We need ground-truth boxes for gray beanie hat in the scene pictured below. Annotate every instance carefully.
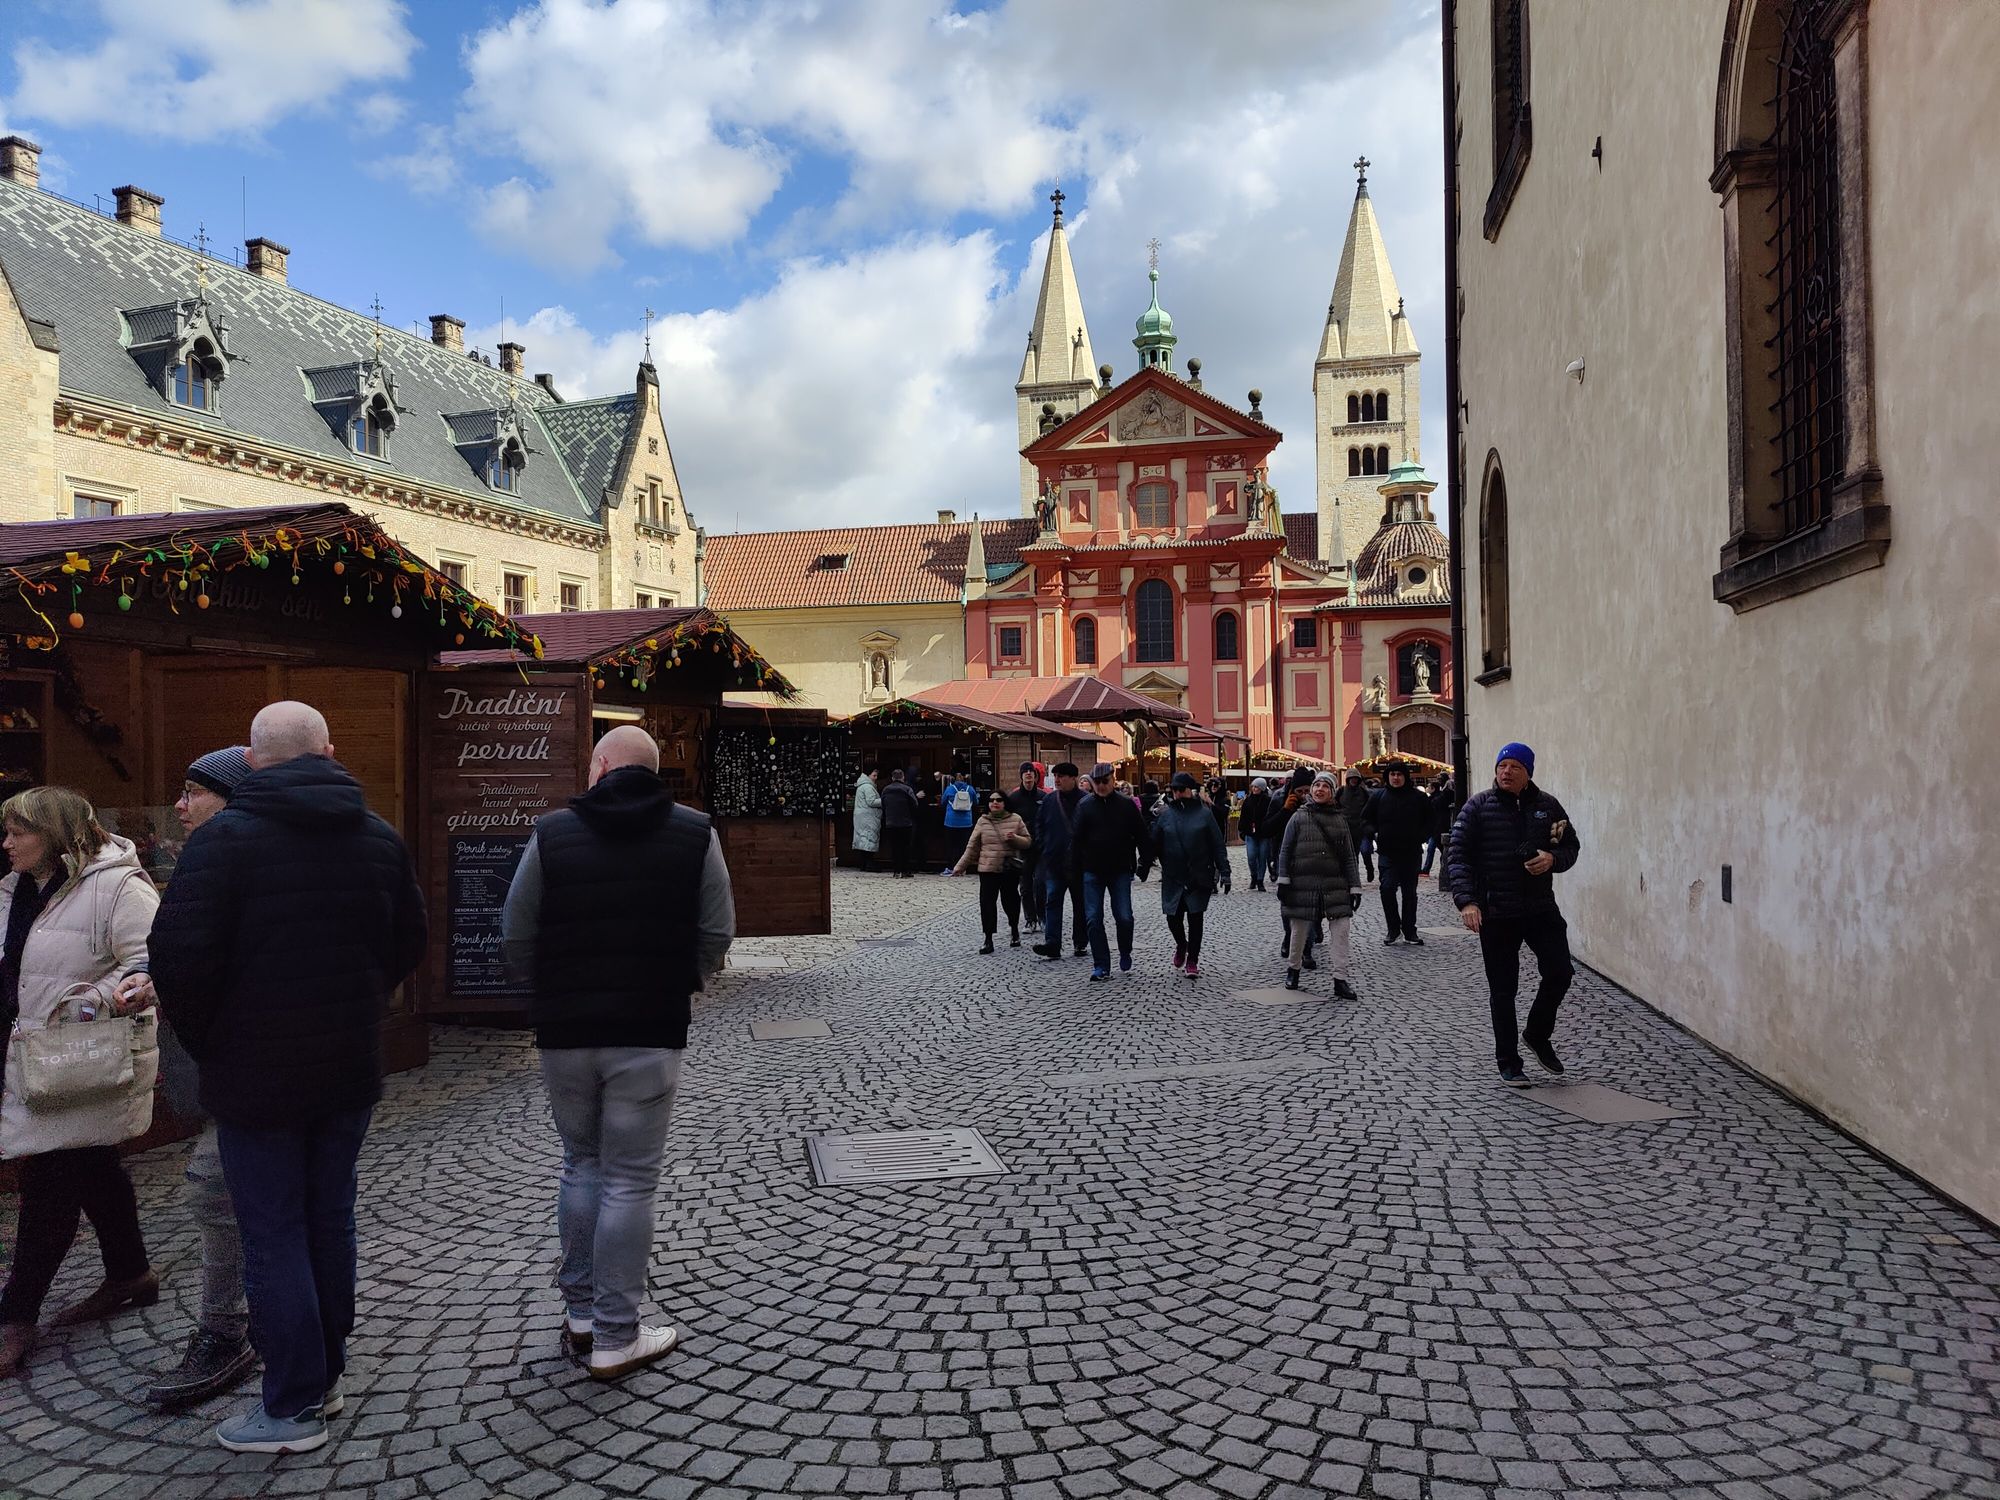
[1311,769,1340,790]
[187,746,253,799]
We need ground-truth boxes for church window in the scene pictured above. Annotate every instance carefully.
[1711,0,1885,610]
[1291,616,1318,651]
[1361,448,1377,477]
[1073,615,1097,665]
[1485,0,1533,240]
[1360,392,1376,423]
[1213,611,1240,662]
[1376,389,1390,416]
[1479,452,1512,678]
[349,410,387,457]
[1377,445,1391,472]
[1133,480,1173,529]
[1134,579,1174,662]
[170,356,213,411]
[998,625,1025,661]
[1347,393,1360,423]
[1348,447,1361,477]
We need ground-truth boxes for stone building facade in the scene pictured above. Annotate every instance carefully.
[0,138,699,613]
[1446,0,2000,1216]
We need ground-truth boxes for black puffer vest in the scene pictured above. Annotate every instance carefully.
[532,766,710,1050]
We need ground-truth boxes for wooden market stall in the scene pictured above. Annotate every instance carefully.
[0,501,543,1079]
[429,607,836,1021]
[840,696,1105,867]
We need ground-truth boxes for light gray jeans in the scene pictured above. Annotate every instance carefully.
[539,1047,683,1349]
[1288,916,1351,979]
[184,1124,249,1344]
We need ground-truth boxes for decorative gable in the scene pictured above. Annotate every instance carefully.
[123,295,234,409]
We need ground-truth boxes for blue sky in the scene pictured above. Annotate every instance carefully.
[1,0,1444,535]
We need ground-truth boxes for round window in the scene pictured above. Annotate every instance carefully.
[1407,566,1428,586]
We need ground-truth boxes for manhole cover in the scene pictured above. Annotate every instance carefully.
[728,954,785,970]
[857,937,917,948]
[1515,1082,1694,1124]
[750,1018,831,1040]
[808,1127,1008,1186]
[1232,987,1315,1007]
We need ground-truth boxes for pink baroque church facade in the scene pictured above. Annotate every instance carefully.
[971,169,1452,764]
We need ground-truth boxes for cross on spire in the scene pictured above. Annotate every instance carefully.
[643,305,655,361]
[1354,155,1370,186]
[1050,186,1065,222]
[1147,237,1161,274]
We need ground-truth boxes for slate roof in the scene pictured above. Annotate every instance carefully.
[0,178,601,528]
[538,394,635,507]
[703,518,1040,610]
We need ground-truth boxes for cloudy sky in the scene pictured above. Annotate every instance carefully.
[1,0,1444,535]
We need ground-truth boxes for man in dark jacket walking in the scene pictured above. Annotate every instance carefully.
[1004,763,1045,926]
[1070,762,1151,979]
[879,769,921,877]
[1422,774,1456,876]
[150,702,426,1455]
[503,725,733,1381]
[1238,779,1273,891]
[1338,773,1375,881]
[1365,761,1432,945]
[1032,763,1089,959]
[1447,742,1581,1086]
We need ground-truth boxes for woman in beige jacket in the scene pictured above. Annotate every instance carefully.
[0,786,161,1378]
[946,791,1032,953]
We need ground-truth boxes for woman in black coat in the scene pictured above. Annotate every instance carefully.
[1276,772,1361,996]
[1152,774,1227,979]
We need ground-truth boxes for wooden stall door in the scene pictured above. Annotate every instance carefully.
[149,663,279,801]
[288,668,409,832]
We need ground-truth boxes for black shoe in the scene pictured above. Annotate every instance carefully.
[1010,930,1020,947]
[1381,934,1401,946]
[1073,945,1088,958]
[1284,969,1301,990]
[1302,952,1318,971]
[1526,1037,1565,1077]
[145,1329,256,1413]
[979,938,995,955]
[1332,979,1357,1001]
[1499,1060,1531,1087]
[1404,932,1425,945]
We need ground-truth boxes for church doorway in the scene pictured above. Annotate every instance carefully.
[1397,722,1446,762]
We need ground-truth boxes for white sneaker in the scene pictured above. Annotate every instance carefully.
[563,1316,593,1360]
[587,1324,679,1381]
[320,1377,345,1417]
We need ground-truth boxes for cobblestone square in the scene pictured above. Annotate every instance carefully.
[3,864,1996,1499]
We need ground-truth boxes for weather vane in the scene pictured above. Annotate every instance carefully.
[370,295,385,360]
[193,221,209,298]
[643,306,655,361]
[1147,237,1161,274]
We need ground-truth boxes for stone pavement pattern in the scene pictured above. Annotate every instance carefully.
[3,862,1997,1499]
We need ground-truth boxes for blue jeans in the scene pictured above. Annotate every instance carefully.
[1081,871,1135,971]
[186,1124,248,1344]
[217,1104,373,1420]
[1044,870,1086,952]
[1242,834,1271,884]
[1420,833,1443,875]
[540,1048,683,1348]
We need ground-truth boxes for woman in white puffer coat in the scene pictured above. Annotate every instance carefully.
[0,786,161,1378]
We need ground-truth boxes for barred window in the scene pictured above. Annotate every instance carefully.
[1213,611,1239,662]
[1073,614,1097,665]
[1134,580,1174,662]
[1764,0,1846,535]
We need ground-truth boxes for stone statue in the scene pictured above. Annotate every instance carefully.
[1034,481,1057,533]
[1414,652,1433,695]
[1260,479,1283,536]
[871,653,889,692]
[1364,674,1388,713]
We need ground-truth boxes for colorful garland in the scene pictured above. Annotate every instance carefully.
[586,610,797,700]
[7,512,543,658]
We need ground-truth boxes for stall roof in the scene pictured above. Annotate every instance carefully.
[915,676,1192,725]
[847,696,1106,744]
[0,501,540,656]
[439,604,797,697]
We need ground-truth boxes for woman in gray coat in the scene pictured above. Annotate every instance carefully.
[1152,773,1227,978]
[850,767,883,872]
[1276,771,1361,997]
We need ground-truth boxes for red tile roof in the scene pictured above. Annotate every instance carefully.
[848,698,1105,743]
[1282,512,1320,561]
[703,518,1040,610]
[915,675,1191,724]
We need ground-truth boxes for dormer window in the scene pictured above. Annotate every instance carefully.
[487,454,517,491]
[350,410,387,457]
[444,406,529,493]
[171,355,214,411]
[307,356,403,461]
[125,297,233,413]
[811,553,850,572]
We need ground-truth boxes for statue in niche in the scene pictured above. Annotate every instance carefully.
[1261,480,1283,537]
[1034,480,1057,533]
[870,653,891,694]
[1413,650,1434,695]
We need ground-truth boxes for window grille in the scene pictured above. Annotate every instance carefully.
[1134,580,1174,662]
[1133,480,1173,529]
[1291,616,1317,651]
[1763,0,1846,535]
[998,625,1024,660]
[1213,611,1239,661]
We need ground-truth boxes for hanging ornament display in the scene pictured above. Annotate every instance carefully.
[708,724,848,818]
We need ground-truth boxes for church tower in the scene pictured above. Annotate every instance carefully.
[1314,158,1420,568]
[1016,189,1100,513]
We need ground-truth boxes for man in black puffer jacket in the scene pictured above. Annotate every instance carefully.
[503,725,733,1382]
[1447,741,1581,1087]
[1364,761,1432,945]
[150,701,425,1453]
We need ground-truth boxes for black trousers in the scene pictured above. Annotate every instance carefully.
[977,870,1022,936]
[1478,910,1575,1065]
[886,825,915,876]
[1018,850,1044,924]
[1166,900,1205,961]
[0,1145,150,1325]
[1377,848,1420,938]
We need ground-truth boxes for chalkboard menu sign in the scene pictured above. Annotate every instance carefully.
[420,670,588,1011]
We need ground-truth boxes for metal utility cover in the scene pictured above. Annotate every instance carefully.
[749,1018,832,1040]
[857,936,917,948]
[808,1128,1008,1186]
[1232,987,1315,1007]
[1417,925,1474,940]
[728,954,785,970]
[1520,1082,1694,1124]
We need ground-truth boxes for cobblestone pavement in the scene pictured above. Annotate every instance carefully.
[4,862,1998,1499]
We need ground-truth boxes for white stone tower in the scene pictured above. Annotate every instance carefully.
[1314,157,1420,568]
[1015,188,1100,513]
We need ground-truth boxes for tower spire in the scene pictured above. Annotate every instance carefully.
[1321,161,1410,363]
[1015,185,1101,512]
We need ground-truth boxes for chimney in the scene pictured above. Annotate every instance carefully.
[498,341,525,378]
[0,136,41,189]
[429,314,465,352]
[533,373,562,401]
[244,237,290,284]
[114,185,164,236]
[937,509,957,525]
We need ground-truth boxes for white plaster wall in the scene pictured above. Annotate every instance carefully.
[1456,0,2000,1218]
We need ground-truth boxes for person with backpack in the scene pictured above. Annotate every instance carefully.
[941,772,978,870]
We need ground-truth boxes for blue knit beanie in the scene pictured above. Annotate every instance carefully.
[1495,742,1535,776]
[187,745,253,799]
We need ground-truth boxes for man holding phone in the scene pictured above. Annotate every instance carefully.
[1447,743,1581,1086]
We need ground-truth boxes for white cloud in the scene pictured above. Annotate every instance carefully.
[6,0,417,140]
[376,122,457,196]
[353,91,408,135]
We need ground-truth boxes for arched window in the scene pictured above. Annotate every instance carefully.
[170,355,213,411]
[487,453,516,491]
[1360,392,1376,423]
[1346,393,1360,423]
[1377,445,1391,473]
[1480,454,1512,674]
[1073,614,1097,666]
[1348,447,1361,477]
[1134,579,1174,663]
[1133,480,1173,529]
[1376,389,1390,416]
[1397,638,1443,696]
[349,410,387,457]
[1213,611,1239,662]
[1362,448,1377,477]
